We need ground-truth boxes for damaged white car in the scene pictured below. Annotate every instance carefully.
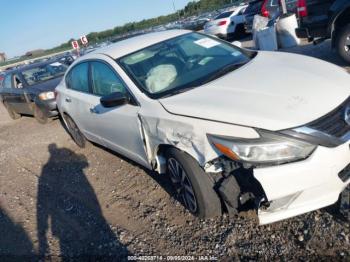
[56,30,350,224]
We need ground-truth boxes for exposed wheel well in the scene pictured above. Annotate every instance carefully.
[155,144,179,174]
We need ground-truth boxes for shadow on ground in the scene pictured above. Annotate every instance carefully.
[0,208,35,261]
[36,143,131,260]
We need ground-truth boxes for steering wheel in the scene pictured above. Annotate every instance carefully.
[186,55,202,69]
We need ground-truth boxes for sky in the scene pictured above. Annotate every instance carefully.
[0,0,193,58]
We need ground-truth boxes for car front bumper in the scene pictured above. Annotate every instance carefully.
[35,99,58,118]
[253,141,350,225]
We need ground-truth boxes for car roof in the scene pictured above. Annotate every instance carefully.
[3,58,65,75]
[92,29,191,60]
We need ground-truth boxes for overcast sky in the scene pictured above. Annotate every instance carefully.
[0,0,193,58]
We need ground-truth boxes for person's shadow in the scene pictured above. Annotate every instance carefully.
[0,208,35,261]
[37,144,130,260]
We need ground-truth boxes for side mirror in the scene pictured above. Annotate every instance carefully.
[232,41,242,48]
[100,92,129,108]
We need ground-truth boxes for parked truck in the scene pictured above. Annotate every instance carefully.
[295,0,350,63]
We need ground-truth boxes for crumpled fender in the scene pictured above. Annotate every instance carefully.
[137,112,259,173]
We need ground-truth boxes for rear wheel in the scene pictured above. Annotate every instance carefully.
[64,114,86,148]
[3,102,21,120]
[34,105,51,124]
[166,148,222,218]
[336,24,350,64]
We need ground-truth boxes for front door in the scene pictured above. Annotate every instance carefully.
[88,61,149,167]
[62,60,149,167]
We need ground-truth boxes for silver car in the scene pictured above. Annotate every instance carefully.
[56,30,350,224]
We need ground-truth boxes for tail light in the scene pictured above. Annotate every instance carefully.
[261,0,270,17]
[217,20,227,26]
[297,0,308,17]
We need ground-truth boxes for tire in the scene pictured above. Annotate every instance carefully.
[3,102,21,120]
[63,114,86,148]
[166,148,222,218]
[336,24,350,64]
[34,105,51,124]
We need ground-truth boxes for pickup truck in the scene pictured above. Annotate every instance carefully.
[295,0,350,63]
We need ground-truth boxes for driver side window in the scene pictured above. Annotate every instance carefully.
[91,61,126,97]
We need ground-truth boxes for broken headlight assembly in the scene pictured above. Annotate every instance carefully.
[208,130,316,166]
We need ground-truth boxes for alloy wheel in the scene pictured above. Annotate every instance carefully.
[344,35,350,53]
[168,158,198,213]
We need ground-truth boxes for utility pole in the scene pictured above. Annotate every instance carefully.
[172,0,180,19]
[172,0,176,13]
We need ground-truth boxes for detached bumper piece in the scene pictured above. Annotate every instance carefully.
[36,99,58,118]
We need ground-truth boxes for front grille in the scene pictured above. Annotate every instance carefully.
[309,97,350,138]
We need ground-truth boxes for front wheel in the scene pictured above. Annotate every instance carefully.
[166,148,222,218]
[336,24,350,64]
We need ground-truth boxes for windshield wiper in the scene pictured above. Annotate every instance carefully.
[200,61,247,86]
[161,85,197,98]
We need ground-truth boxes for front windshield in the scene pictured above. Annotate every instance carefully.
[22,62,68,86]
[118,33,253,98]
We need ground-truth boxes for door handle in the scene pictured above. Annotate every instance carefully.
[65,97,72,103]
[89,107,99,114]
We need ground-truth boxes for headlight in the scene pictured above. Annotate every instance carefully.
[208,130,316,166]
[38,91,56,101]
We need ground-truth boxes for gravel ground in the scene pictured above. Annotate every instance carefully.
[0,41,349,261]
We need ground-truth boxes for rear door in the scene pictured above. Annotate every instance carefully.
[1,74,14,103]
[61,62,103,144]
[0,73,30,114]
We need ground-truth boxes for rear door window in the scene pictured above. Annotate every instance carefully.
[66,63,89,93]
[215,11,233,19]
[3,74,13,88]
[90,61,127,96]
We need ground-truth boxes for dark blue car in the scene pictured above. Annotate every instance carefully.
[0,59,69,124]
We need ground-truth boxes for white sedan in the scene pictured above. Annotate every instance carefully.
[204,5,247,40]
[56,30,350,224]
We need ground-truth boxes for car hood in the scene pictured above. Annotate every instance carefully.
[31,76,63,93]
[159,52,350,131]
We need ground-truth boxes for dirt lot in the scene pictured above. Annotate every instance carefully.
[0,42,349,261]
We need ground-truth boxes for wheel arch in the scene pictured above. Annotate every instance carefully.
[154,144,183,174]
[154,143,206,175]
